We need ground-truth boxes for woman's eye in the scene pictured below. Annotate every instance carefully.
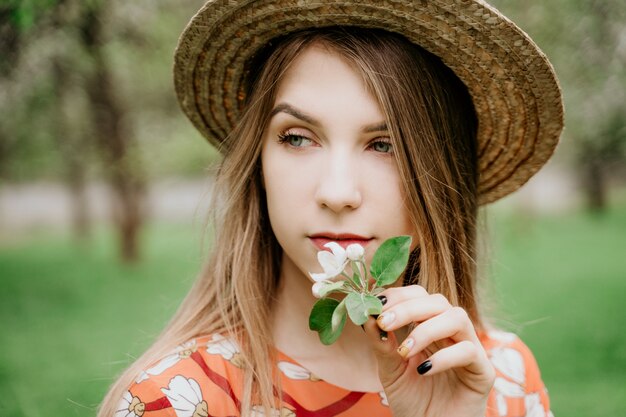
[370,140,393,154]
[278,133,314,148]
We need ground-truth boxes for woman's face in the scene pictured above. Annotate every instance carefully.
[261,44,417,284]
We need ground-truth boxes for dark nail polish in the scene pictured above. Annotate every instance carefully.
[377,295,388,306]
[417,360,432,375]
[379,330,388,341]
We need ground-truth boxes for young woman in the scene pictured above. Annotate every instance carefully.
[100,1,563,416]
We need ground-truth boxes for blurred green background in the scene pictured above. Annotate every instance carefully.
[1,0,625,416]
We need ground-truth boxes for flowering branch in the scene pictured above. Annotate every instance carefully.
[308,235,412,345]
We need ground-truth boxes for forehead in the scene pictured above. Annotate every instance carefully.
[273,44,384,124]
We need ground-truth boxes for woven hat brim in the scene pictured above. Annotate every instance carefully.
[174,0,564,205]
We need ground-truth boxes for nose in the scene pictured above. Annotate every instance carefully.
[314,149,362,213]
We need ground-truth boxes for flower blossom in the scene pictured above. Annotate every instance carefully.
[115,391,145,417]
[346,243,364,261]
[311,282,326,298]
[309,242,348,282]
[161,376,208,417]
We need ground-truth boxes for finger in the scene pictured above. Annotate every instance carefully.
[362,316,407,386]
[416,340,494,383]
[396,307,478,360]
[376,293,452,332]
[377,285,429,309]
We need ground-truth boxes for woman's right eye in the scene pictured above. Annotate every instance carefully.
[277,133,314,148]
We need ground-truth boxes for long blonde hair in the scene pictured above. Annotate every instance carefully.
[98,27,480,416]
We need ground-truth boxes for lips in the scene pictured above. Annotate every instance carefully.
[309,233,373,251]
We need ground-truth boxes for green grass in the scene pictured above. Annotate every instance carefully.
[485,204,626,416]
[0,224,204,416]
[0,206,625,416]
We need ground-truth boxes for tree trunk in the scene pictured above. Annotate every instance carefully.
[583,156,607,213]
[81,2,145,262]
[52,57,91,240]
[0,5,20,180]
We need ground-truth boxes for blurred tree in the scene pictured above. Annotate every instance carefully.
[78,0,145,261]
[491,0,626,212]
[51,54,91,240]
[1,0,147,260]
[0,2,22,180]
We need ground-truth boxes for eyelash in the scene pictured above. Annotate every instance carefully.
[277,131,393,154]
[277,131,314,148]
[368,138,393,154]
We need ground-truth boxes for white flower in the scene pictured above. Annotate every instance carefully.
[524,393,546,417]
[346,243,364,261]
[278,361,312,380]
[494,377,525,397]
[206,334,245,367]
[493,376,525,416]
[489,347,526,385]
[206,334,240,360]
[309,242,348,282]
[135,355,179,383]
[379,391,389,406]
[135,340,198,383]
[161,376,208,417]
[312,282,326,298]
[492,375,531,417]
[115,391,145,417]
[487,330,518,345]
[495,393,507,417]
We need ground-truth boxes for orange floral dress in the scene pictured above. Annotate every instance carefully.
[115,331,552,417]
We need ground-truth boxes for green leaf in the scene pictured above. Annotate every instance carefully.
[351,271,361,287]
[370,235,412,287]
[331,299,347,332]
[345,293,383,325]
[308,298,346,345]
[318,281,345,298]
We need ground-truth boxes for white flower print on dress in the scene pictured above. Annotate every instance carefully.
[115,391,145,417]
[206,334,245,368]
[379,391,389,406]
[277,361,321,381]
[487,330,518,345]
[250,405,296,417]
[524,393,547,417]
[489,347,526,385]
[161,375,209,417]
[493,377,525,416]
[136,340,198,383]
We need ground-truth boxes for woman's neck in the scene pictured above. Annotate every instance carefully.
[271,255,384,392]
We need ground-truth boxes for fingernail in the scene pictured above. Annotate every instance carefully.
[377,295,388,306]
[377,312,395,329]
[379,330,388,341]
[417,360,432,375]
[397,338,414,358]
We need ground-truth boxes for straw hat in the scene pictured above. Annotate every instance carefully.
[173,0,564,204]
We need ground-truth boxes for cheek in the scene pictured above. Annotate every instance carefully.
[364,163,418,240]
[261,149,313,247]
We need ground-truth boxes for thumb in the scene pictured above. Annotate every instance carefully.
[363,316,407,386]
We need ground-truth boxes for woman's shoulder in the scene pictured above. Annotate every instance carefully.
[480,330,553,417]
[117,334,246,417]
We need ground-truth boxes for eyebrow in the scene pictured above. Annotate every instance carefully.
[270,103,388,133]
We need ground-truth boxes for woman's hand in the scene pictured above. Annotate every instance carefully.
[363,285,495,417]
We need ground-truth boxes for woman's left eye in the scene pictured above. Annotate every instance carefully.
[277,133,314,148]
[369,139,393,154]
